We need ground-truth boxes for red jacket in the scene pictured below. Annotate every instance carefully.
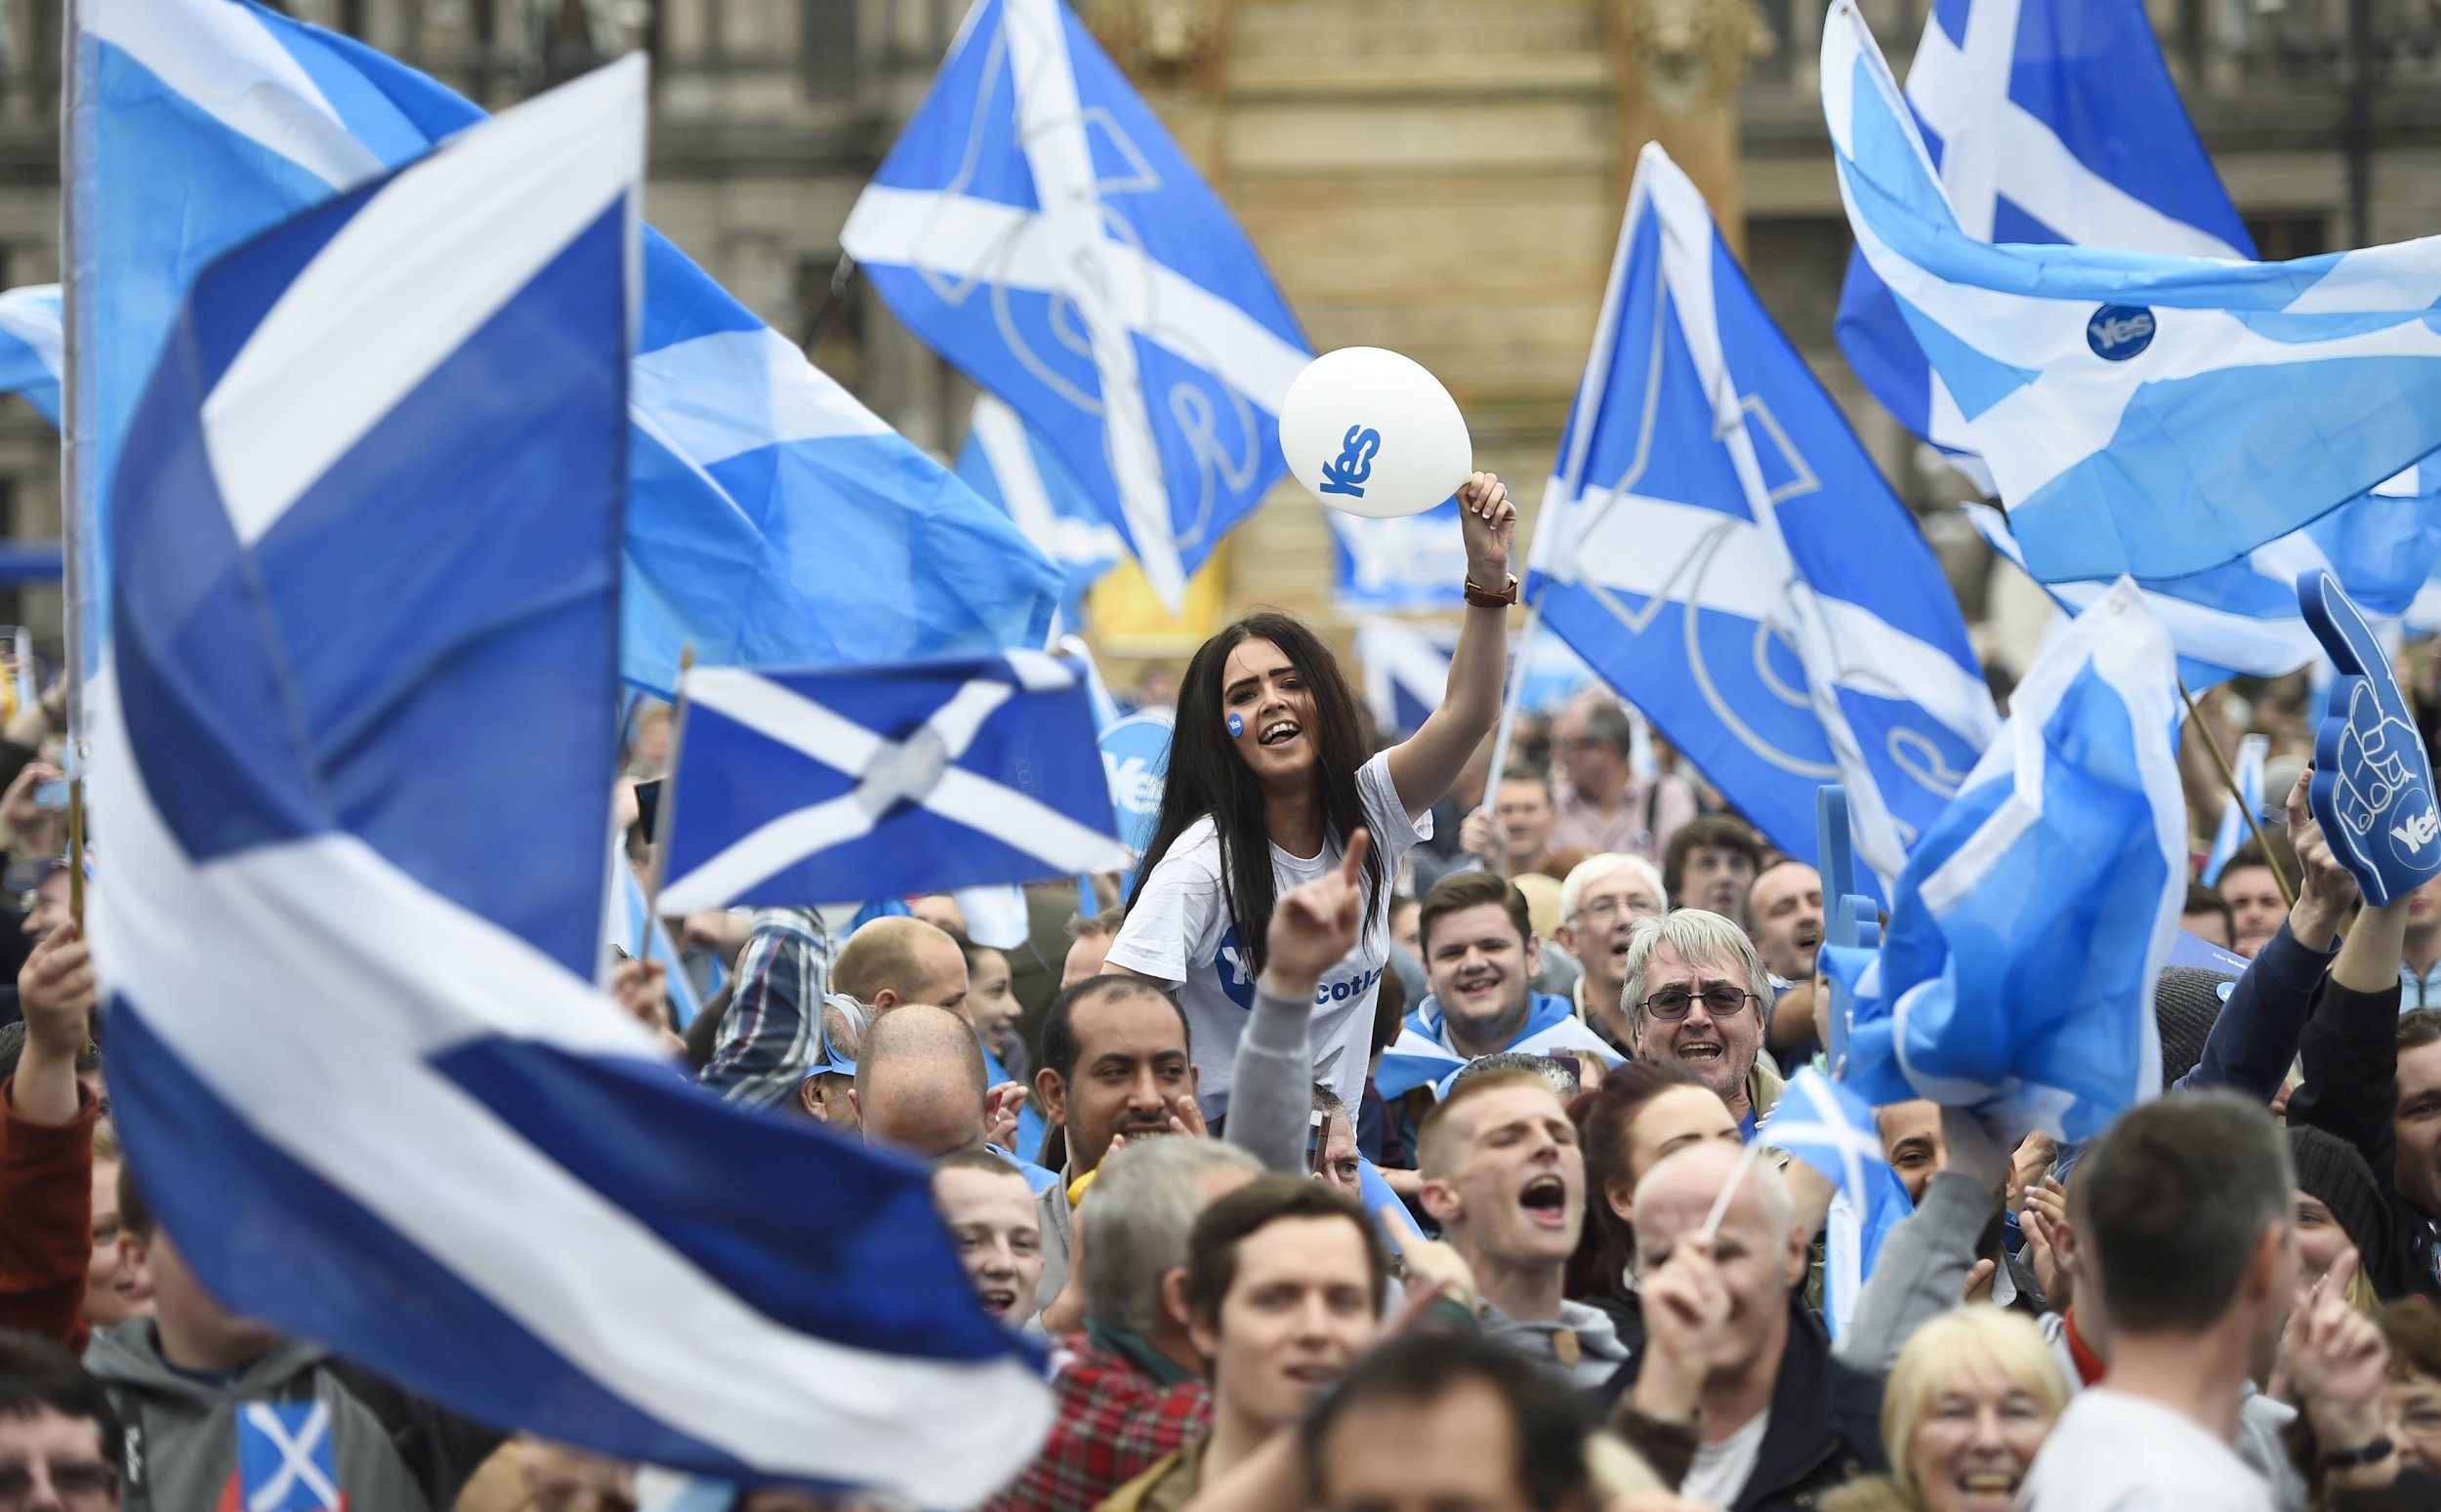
[984,1335,1211,1512]
[0,1075,96,1353]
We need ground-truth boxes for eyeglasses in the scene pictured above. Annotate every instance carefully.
[1567,897,1660,926]
[1637,985,1758,1021]
[0,1459,120,1507]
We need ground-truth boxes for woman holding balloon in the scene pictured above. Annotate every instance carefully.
[1103,348,1516,1121]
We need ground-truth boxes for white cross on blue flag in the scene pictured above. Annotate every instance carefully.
[840,0,1310,610]
[91,61,1052,1501]
[1824,0,2441,589]
[1823,580,2187,1143]
[1758,1069,1913,1339]
[657,655,1133,913]
[0,285,59,426]
[66,0,1057,703]
[1525,143,1997,890]
[954,394,1126,630]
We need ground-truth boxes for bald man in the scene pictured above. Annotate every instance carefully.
[851,1006,1054,1203]
[835,915,970,1019]
[1605,1142,1883,1509]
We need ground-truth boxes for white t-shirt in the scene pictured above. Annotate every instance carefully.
[2020,1389,2274,1512]
[1679,1409,1768,1509]
[1104,750,1428,1110]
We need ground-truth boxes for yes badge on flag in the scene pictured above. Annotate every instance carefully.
[841,0,1309,610]
[2301,570,2441,907]
[1759,1069,1913,1339]
[1825,581,2187,1142]
[657,654,1132,912]
[94,61,1053,1500]
[1526,143,1995,890]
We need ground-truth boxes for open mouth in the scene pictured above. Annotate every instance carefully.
[1676,1040,1723,1064]
[978,1287,1017,1319]
[1795,924,1822,954]
[1259,720,1301,747]
[1519,1174,1569,1227]
[1953,1472,2020,1504]
[1455,969,1502,999]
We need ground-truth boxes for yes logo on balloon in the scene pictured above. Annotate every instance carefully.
[1318,426,1381,498]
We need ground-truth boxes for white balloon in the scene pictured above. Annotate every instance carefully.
[1277,347,1472,519]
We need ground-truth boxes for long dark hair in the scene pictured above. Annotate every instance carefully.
[1128,611,1386,979]
[1567,1060,1713,1296]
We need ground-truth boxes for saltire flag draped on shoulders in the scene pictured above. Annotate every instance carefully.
[90,60,1052,1499]
[656,654,1132,913]
[1837,0,2441,684]
[1758,1069,1913,1339]
[954,394,1125,628]
[1524,142,1997,892]
[840,0,1310,611]
[1823,0,2441,589]
[1821,579,2186,1142]
[0,285,61,425]
[1373,997,1621,1102]
[65,0,1058,704]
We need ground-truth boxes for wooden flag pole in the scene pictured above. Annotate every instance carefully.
[2178,676,2294,909]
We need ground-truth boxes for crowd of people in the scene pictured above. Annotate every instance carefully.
[11,473,2441,1512]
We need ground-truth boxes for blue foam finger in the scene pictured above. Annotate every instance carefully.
[2297,570,2441,906]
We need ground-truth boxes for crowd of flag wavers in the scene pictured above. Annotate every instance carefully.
[20,0,2441,1503]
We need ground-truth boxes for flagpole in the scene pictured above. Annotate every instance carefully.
[2177,676,2294,909]
[640,644,695,927]
[801,252,857,357]
[1482,600,1540,790]
[60,0,87,925]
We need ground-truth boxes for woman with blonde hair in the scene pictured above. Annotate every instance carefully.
[1823,1306,2069,1512]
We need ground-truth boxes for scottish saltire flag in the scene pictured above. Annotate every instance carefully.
[1356,618,1450,738]
[657,654,1131,913]
[1824,0,2441,587]
[1834,0,2250,486]
[1825,580,2186,1142]
[955,394,1123,627]
[2201,733,2270,887]
[228,1403,339,1512]
[1759,1069,1913,1340]
[0,285,60,426]
[1373,995,1621,1101]
[1525,143,1997,890]
[1333,505,1467,613]
[65,0,1056,704]
[840,0,1309,610]
[91,63,1051,1499]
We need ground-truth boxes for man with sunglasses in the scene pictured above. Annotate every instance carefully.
[0,1329,120,1512]
[1616,913,1781,1137]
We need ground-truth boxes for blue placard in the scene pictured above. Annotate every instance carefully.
[1099,711,1174,860]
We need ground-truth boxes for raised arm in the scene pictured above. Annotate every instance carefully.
[1229,833,1372,1173]
[1386,474,1515,816]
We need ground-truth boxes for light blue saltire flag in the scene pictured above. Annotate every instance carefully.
[955,394,1124,629]
[840,0,1310,611]
[1332,505,1468,614]
[656,654,1133,913]
[606,850,706,1029]
[233,1403,340,1512]
[1823,0,2441,588]
[1355,618,1598,742]
[1822,579,2188,1143]
[2201,732,2269,887]
[1524,143,1998,892]
[0,285,60,426]
[90,61,1051,1501]
[65,0,1058,705]
[1758,1068,1914,1340]
[1374,993,1621,1101]
[1841,0,2441,686]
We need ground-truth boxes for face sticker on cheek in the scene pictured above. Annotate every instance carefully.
[1226,713,1244,738]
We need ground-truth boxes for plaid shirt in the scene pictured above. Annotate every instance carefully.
[698,908,833,1108]
[984,1336,1211,1512]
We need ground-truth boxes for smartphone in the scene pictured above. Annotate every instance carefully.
[632,777,662,837]
[1305,1108,1327,1176]
[1549,1051,1584,1085]
[31,779,66,813]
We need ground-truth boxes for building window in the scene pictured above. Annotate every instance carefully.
[801,0,856,100]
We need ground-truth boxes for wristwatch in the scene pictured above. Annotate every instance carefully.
[1464,573,1519,608]
[2323,1436,2395,1470]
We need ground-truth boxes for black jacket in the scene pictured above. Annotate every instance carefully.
[2289,966,2440,1302]
[1597,1295,1884,1512]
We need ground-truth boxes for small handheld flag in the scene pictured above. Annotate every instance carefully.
[657,654,1131,912]
[1760,1068,1913,1338]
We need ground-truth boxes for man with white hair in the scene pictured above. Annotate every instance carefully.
[1619,912,1783,1135]
[1600,1142,1885,1510]
[1552,854,1668,1052]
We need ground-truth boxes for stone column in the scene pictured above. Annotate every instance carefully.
[1605,0,1768,251]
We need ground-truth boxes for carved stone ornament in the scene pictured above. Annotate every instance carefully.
[1080,0,1226,75]
[1613,0,1773,116]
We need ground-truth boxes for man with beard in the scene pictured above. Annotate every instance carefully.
[1551,854,1668,1056]
[1392,874,1616,1096]
[1416,1068,1624,1386]
[1618,913,1780,1137]
[1745,861,1824,1067]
